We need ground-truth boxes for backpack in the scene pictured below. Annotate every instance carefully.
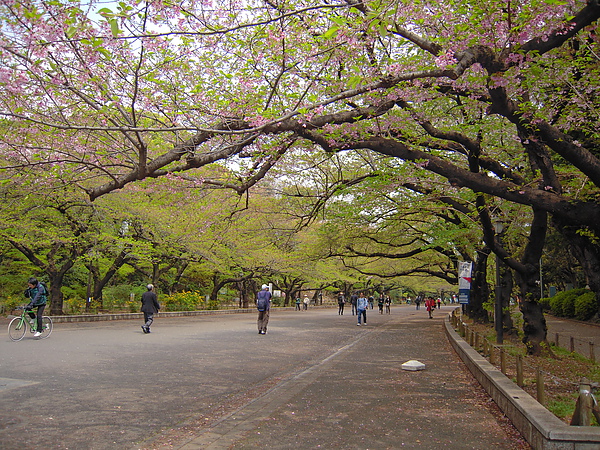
[257,297,268,312]
[39,282,48,296]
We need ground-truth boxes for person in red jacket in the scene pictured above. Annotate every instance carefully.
[425,297,435,319]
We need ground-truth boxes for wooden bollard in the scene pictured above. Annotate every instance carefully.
[590,342,595,363]
[500,349,507,375]
[570,336,575,353]
[490,346,495,365]
[571,378,593,426]
[516,355,524,387]
[555,332,559,347]
[536,367,545,405]
[474,332,479,350]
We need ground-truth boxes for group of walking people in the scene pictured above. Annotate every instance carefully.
[295,296,311,311]
[336,291,392,325]
[253,284,450,335]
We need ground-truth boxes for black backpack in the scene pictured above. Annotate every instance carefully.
[257,297,268,311]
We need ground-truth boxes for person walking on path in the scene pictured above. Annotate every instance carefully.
[24,277,48,337]
[337,292,345,315]
[350,292,358,315]
[141,284,160,333]
[378,296,384,314]
[356,293,368,326]
[295,296,301,311]
[303,296,310,310]
[385,295,392,314]
[425,296,435,319]
[256,284,272,334]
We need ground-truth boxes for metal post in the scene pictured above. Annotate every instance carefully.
[539,257,543,298]
[495,251,503,344]
[493,219,505,345]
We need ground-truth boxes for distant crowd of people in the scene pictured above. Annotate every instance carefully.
[253,285,455,335]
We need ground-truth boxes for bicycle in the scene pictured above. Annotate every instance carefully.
[8,306,53,341]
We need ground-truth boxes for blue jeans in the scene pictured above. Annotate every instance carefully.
[357,309,366,324]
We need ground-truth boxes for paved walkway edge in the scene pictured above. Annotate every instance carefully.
[444,313,600,449]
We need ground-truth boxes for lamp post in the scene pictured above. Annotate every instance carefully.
[493,220,505,345]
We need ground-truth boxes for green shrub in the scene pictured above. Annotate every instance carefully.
[550,288,589,317]
[575,291,597,321]
[207,299,220,310]
[538,297,551,311]
[550,294,565,317]
[103,284,144,311]
[0,295,24,315]
[64,296,87,314]
[161,291,204,311]
[562,294,576,318]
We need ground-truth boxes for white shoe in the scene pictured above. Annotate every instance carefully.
[34,331,42,337]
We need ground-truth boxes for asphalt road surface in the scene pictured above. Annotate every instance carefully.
[0,306,527,449]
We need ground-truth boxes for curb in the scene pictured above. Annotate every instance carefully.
[444,313,600,449]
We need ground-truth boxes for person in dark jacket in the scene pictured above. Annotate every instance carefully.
[350,292,358,316]
[25,277,48,337]
[141,284,160,333]
[256,284,272,335]
[337,292,345,315]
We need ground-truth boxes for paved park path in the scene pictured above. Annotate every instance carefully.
[1,305,529,449]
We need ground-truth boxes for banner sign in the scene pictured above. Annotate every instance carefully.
[458,261,473,304]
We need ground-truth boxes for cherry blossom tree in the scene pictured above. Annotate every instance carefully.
[2,0,600,353]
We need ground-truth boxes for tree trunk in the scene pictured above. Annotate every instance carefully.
[514,209,550,356]
[237,278,256,308]
[467,247,491,322]
[500,264,514,334]
[519,297,547,355]
[47,262,73,315]
[169,260,189,294]
[90,249,132,306]
[8,239,81,315]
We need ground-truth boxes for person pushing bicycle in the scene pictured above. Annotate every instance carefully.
[24,277,48,337]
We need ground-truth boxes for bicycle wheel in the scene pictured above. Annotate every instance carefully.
[8,317,27,341]
[38,316,53,339]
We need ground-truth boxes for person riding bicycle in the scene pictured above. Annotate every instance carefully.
[24,277,48,337]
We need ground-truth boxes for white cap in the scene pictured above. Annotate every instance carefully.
[262,284,268,289]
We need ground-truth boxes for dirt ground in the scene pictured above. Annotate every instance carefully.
[461,317,600,425]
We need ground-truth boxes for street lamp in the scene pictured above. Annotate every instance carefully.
[493,219,505,344]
